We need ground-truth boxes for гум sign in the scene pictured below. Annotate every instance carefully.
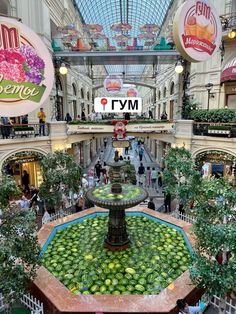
[0,17,54,117]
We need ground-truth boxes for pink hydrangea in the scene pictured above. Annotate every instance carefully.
[0,61,26,82]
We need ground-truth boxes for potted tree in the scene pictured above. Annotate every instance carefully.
[39,151,81,212]
[189,178,236,312]
[0,176,40,313]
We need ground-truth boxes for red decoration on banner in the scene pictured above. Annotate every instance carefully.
[112,120,128,139]
[182,34,216,56]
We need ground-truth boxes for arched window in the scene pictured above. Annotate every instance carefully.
[158,90,161,100]
[87,91,90,101]
[81,88,84,99]
[163,87,167,98]
[0,0,10,15]
[72,84,77,120]
[170,82,175,95]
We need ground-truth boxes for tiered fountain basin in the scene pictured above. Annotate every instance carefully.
[33,208,199,313]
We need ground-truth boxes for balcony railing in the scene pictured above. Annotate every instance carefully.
[0,123,50,139]
[193,122,236,138]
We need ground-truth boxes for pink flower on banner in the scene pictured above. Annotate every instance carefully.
[0,61,26,82]
[0,49,25,65]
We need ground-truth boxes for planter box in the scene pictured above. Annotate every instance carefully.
[208,129,230,135]
[14,130,35,136]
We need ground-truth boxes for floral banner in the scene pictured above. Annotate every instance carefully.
[0,77,46,102]
[0,17,54,117]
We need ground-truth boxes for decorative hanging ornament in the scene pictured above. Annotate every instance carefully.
[104,75,123,94]
[127,88,138,97]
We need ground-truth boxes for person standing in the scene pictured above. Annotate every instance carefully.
[22,170,30,194]
[81,110,86,121]
[94,161,102,179]
[20,195,30,209]
[1,117,11,139]
[124,112,130,120]
[148,198,155,211]
[138,145,144,162]
[164,191,171,213]
[104,138,107,148]
[145,166,151,188]
[138,163,145,186]
[81,174,89,191]
[65,113,72,123]
[151,167,157,189]
[21,115,28,125]
[37,108,46,136]
[157,171,163,187]
[176,299,204,314]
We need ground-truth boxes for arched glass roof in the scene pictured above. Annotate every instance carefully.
[74,0,173,75]
[75,0,172,44]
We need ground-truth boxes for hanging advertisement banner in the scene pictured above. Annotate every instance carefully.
[127,88,138,97]
[173,0,222,62]
[103,75,123,94]
[0,17,54,117]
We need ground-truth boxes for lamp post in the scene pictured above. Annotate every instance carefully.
[205,83,213,111]
[52,60,68,121]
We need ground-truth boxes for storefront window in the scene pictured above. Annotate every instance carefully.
[72,84,77,120]
[2,151,45,190]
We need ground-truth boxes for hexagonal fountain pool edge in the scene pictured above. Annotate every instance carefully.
[31,207,202,314]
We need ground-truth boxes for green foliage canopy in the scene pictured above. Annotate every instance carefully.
[39,151,81,208]
[0,175,20,209]
[0,208,40,304]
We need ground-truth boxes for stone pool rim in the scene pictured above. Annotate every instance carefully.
[35,207,197,314]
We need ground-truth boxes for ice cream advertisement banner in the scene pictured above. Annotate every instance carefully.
[0,17,54,117]
[173,0,222,62]
[104,75,123,94]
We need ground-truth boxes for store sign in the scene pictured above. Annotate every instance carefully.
[103,75,123,94]
[0,17,54,117]
[94,97,142,113]
[112,140,130,148]
[173,0,222,62]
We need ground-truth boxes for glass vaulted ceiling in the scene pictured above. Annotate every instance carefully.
[75,0,172,76]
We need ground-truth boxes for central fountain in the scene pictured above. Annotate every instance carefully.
[86,151,148,250]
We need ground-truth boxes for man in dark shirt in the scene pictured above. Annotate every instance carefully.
[148,198,155,210]
[94,161,102,179]
[138,163,145,186]
[22,170,30,193]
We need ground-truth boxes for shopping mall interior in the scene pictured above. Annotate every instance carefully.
[0,0,236,313]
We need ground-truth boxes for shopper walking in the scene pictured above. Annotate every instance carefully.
[138,145,144,162]
[138,163,145,186]
[151,167,157,189]
[94,160,102,179]
[37,108,46,136]
[145,166,151,188]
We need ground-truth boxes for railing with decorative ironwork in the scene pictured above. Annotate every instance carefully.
[193,122,236,138]
[0,123,50,139]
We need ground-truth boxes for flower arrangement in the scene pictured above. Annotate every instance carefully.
[0,45,45,85]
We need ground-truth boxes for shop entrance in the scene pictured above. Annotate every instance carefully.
[2,151,45,191]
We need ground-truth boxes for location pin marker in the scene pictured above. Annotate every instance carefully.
[101,98,108,111]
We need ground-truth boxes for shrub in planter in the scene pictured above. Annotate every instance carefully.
[191,109,236,123]
[208,125,231,131]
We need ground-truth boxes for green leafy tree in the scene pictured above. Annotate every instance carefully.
[40,151,81,209]
[162,147,200,208]
[189,178,236,298]
[0,207,40,312]
[0,175,20,209]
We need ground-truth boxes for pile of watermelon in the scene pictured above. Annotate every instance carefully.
[42,216,190,295]
[92,185,143,201]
